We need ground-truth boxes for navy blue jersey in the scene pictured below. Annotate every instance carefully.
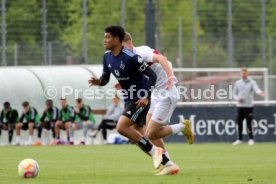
[100,47,155,104]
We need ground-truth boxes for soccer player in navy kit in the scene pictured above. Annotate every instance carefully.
[88,25,165,170]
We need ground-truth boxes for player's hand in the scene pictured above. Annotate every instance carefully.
[135,98,149,107]
[88,77,101,87]
[166,77,174,90]
[260,91,266,97]
[74,107,80,113]
[238,98,244,103]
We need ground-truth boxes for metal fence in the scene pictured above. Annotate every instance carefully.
[0,0,275,74]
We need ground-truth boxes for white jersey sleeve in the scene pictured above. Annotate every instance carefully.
[133,45,154,63]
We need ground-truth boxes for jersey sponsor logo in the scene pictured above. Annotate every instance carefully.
[116,77,129,80]
[138,62,148,72]
[114,70,120,76]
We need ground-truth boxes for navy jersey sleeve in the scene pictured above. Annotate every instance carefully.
[99,55,111,86]
[131,55,157,98]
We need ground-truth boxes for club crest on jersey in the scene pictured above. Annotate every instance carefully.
[120,63,125,69]
[114,70,120,76]
[108,64,111,68]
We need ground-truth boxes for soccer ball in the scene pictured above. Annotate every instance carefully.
[18,159,39,178]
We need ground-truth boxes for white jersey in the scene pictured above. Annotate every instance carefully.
[133,45,178,90]
[233,77,262,107]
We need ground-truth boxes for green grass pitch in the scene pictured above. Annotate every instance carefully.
[0,143,275,184]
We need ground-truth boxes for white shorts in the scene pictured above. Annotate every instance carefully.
[148,86,178,125]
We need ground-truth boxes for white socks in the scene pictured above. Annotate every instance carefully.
[16,136,20,143]
[148,146,157,156]
[83,124,89,139]
[165,160,174,166]
[164,150,171,160]
[28,136,33,144]
[170,123,185,134]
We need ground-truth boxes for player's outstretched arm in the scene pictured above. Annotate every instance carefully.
[88,74,110,87]
[153,54,174,89]
[88,77,101,87]
[252,80,265,97]
[89,58,111,87]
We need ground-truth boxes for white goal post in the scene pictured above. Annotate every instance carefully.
[172,68,275,106]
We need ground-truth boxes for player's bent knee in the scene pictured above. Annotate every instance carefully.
[116,124,127,135]
[28,123,34,129]
[41,122,47,129]
[148,133,157,140]
[65,122,71,129]
[55,121,61,127]
[116,125,124,135]
[83,121,89,126]
[2,124,8,130]
[16,123,22,129]
[147,129,159,140]
[72,124,77,130]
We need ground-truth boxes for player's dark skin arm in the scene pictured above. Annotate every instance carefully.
[88,72,110,87]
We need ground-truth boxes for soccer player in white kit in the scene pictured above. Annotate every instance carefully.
[123,32,194,175]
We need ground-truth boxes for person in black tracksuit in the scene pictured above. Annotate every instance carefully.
[232,68,265,146]
[89,95,123,143]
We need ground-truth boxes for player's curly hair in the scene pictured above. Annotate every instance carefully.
[105,25,125,43]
